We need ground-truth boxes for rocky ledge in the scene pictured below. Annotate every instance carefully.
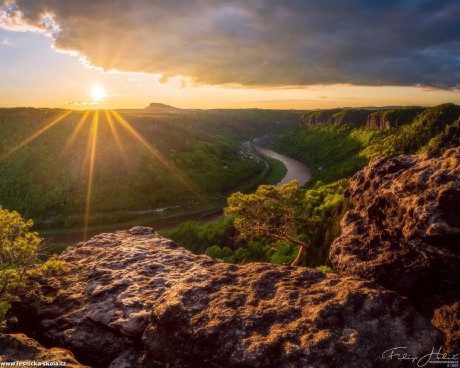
[330,145,460,352]
[0,333,88,367]
[330,146,460,299]
[6,227,441,367]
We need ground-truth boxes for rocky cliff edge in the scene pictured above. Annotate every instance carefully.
[4,227,442,367]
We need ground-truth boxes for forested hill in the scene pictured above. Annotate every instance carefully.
[165,103,460,269]
[0,108,299,228]
[275,103,460,183]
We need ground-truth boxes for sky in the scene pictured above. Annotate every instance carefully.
[0,0,459,110]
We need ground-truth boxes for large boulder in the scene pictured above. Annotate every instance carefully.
[330,147,460,300]
[7,227,193,367]
[0,333,87,367]
[8,228,442,367]
[143,262,440,368]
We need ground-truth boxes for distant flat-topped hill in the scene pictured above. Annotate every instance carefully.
[144,102,183,112]
[115,102,187,115]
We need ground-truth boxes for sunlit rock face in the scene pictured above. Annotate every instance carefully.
[8,227,209,367]
[431,301,460,354]
[7,227,440,367]
[330,139,460,353]
[366,107,424,130]
[0,333,88,368]
[143,262,440,368]
[330,146,460,300]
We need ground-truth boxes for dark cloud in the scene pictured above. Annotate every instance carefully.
[1,0,459,88]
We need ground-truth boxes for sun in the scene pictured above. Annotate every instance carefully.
[90,85,106,102]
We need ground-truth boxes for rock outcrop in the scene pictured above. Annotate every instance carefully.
[429,120,460,155]
[143,262,440,368]
[0,333,88,367]
[8,227,442,367]
[301,109,370,127]
[8,227,181,367]
[330,146,460,300]
[366,107,424,130]
[330,140,460,353]
[431,301,460,354]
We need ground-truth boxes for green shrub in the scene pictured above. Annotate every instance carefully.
[0,206,65,320]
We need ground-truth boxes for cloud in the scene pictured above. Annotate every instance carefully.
[1,0,459,88]
[1,37,12,45]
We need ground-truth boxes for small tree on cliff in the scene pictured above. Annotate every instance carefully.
[225,181,309,266]
[0,206,63,319]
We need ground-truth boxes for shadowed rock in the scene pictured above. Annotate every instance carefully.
[7,228,442,367]
[330,143,460,352]
[330,147,460,300]
[0,333,88,367]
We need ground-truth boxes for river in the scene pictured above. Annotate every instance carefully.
[254,146,311,186]
[43,146,311,244]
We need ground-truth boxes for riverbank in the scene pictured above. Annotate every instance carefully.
[254,146,311,186]
[42,146,310,245]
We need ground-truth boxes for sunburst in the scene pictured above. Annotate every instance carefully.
[2,108,200,240]
[64,110,90,150]
[90,85,106,102]
[0,111,72,161]
[110,110,202,198]
[83,110,99,240]
[105,110,129,168]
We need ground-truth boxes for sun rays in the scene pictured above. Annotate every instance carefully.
[83,110,99,241]
[1,108,200,240]
[0,110,72,161]
[105,110,129,168]
[109,110,202,198]
[65,110,90,150]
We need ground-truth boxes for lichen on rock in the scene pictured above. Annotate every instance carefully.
[6,227,442,367]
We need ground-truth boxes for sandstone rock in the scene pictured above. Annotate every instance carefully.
[0,333,87,367]
[8,228,191,367]
[431,301,460,353]
[301,109,369,127]
[8,228,442,367]
[143,262,441,368]
[366,107,423,130]
[330,147,460,301]
[429,120,460,156]
[327,109,370,126]
[301,109,342,126]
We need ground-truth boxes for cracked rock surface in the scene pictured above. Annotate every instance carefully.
[7,227,441,367]
[330,147,460,300]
